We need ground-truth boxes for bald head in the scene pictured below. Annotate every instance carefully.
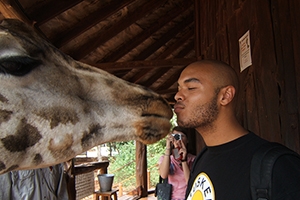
[185,60,239,92]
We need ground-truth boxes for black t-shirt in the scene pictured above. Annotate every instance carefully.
[185,132,300,200]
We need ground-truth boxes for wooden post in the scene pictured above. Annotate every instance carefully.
[147,170,150,190]
[66,159,76,200]
[135,141,148,197]
[119,183,123,196]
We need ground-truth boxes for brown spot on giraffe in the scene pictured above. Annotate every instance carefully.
[33,154,43,165]
[35,106,80,129]
[48,133,75,160]
[1,118,42,152]
[0,109,13,124]
[0,161,5,171]
[81,124,104,149]
[0,93,8,103]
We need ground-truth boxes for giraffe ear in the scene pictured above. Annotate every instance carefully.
[219,85,235,106]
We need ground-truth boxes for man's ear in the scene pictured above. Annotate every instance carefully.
[219,86,236,105]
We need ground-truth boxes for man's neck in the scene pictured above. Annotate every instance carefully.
[197,119,248,147]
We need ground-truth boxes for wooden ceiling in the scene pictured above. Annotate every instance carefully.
[0,0,198,105]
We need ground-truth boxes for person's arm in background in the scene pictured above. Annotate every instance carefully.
[159,134,173,179]
[179,140,190,183]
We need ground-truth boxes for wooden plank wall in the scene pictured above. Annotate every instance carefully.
[194,0,300,153]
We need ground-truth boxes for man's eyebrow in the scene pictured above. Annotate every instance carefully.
[177,77,201,87]
[184,77,200,83]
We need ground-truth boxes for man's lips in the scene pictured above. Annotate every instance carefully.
[174,103,184,113]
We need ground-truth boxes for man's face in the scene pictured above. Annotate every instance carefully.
[174,64,219,129]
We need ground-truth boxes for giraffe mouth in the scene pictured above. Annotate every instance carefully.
[136,112,172,144]
[141,113,165,118]
[141,110,173,121]
[140,98,173,120]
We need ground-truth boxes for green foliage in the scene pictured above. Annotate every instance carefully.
[108,141,136,189]
[108,140,166,190]
[108,111,177,191]
[147,139,166,188]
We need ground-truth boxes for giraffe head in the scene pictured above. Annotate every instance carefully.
[0,19,173,173]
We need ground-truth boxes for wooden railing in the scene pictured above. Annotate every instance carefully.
[65,158,109,200]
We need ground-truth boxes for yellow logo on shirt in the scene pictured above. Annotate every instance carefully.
[186,172,215,200]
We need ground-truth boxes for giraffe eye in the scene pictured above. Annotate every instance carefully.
[0,56,41,76]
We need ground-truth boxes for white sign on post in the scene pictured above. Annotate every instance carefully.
[239,30,252,72]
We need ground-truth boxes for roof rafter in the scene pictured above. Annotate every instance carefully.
[52,0,135,47]
[92,58,196,71]
[27,0,83,25]
[99,1,193,63]
[133,14,194,60]
[0,0,31,24]
[132,29,194,85]
[70,0,168,60]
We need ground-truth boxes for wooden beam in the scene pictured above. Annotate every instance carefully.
[100,1,193,63]
[74,161,109,175]
[134,30,194,86]
[121,14,194,83]
[126,25,194,84]
[134,14,194,60]
[91,57,196,70]
[158,29,194,59]
[52,0,135,47]
[176,40,194,58]
[0,0,50,40]
[144,41,194,91]
[141,68,170,87]
[128,69,152,83]
[70,0,167,60]
[28,0,83,26]
[0,0,32,24]
[154,67,184,91]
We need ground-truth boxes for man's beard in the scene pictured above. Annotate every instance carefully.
[178,93,219,130]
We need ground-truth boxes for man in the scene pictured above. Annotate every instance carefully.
[174,60,300,200]
[0,163,69,200]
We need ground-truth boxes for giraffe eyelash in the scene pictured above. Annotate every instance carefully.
[0,56,41,76]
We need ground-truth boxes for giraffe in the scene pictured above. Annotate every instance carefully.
[0,19,173,174]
